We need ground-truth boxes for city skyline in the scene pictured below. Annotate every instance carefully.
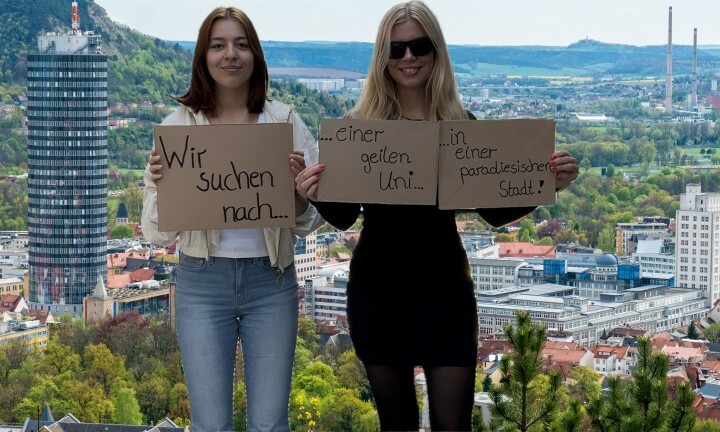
[94,0,720,47]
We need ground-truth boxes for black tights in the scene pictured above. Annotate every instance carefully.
[365,364,475,432]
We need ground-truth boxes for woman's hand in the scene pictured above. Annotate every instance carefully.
[148,148,163,181]
[295,163,326,202]
[550,150,578,191]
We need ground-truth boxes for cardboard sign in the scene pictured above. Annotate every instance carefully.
[154,124,295,231]
[317,119,438,205]
[438,119,556,209]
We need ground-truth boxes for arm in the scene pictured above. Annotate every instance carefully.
[288,110,325,236]
[295,162,361,231]
[551,150,578,191]
[310,200,361,231]
[476,206,536,228]
[141,147,180,246]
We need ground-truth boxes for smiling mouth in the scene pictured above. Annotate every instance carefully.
[399,67,420,74]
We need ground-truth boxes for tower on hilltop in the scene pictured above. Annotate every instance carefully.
[26,1,108,315]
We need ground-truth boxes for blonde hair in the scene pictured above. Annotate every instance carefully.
[349,0,465,121]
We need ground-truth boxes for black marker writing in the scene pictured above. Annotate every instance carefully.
[223,192,287,222]
[360,146,411,174]
[159,135,206,169]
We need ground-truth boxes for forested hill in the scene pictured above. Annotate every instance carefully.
[0,0,193,104]
[186,38,720,78]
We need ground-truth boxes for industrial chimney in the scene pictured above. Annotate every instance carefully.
[691,28,697,109]
[665,6,673,114]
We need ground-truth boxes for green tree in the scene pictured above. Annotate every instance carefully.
[581,158,592,172]
[665,381,696,432]
[58,379,115,423]
[14,375,61,420]
[567,366,601,403]
[642,143,657,174]
[490,311,564,431]
[113,387,143,425]
[335,350,372,401]
[597,227,616,253]
[330,245,351,258]
[705,323,720,343]
[553,397,585,432]
[318,388,379,432]
[233,381,247,432]
[134,375,171,425]
[606,164,616,177]
[687,321,700,340]
[585,335,688,432]
[298,318,320,354]
[294,362,337,398]
[110,224,135,239]
[39,337,80,376]
[83,343,129,395]
[520,218,537,241]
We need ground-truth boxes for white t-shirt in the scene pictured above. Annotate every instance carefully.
[212,113,270,258]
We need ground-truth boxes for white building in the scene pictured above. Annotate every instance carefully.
[615,221,670,255]
[302,275,348,322]
[469,258,525,295]
[295,232,318,285]
[676,184,720,305]
[631,237,676,278]
[296,79,345,92]
[477,284,708,346]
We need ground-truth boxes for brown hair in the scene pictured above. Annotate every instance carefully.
[172,7,268,116]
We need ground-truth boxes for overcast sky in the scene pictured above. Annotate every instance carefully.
[94,0,719,46]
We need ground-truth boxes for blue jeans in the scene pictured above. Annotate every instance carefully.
[175,254,299,432]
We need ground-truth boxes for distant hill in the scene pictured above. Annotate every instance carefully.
[0,0,193,103]
[178,38,720,78]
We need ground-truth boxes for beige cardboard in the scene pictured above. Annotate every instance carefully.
[317,119,439,205]
[438,119,556,209]
[154,124,295,231]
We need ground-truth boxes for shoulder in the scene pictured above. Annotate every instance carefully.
[161,105,205,126]
[263,99,293,122]
[465,110,477,120]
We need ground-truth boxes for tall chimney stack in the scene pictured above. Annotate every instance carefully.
[665,6,673,114]
[691,28,697,109]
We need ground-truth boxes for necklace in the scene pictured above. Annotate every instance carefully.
[399,114,429,121]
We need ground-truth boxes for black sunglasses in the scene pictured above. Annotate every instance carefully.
[389,37,434,59]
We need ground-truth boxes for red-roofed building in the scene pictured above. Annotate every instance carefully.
[542,343,594,378]
[24,309,56,325]
[593,345,630,375]
[496,242,555,259]
[130,268,156,283]
[107,274,132,290]
[0,294,28,313]
[661,345,704,367]
[693,395,720,421]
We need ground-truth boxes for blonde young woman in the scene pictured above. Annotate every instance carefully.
[142,7,323,432]
[296,1,579,430]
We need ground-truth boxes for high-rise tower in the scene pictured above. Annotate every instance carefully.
[26,2,108,315]
[676,184,720,307]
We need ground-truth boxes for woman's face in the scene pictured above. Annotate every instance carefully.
[205,18,255,93]
[387,19,435,92]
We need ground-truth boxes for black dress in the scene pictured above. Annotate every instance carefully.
[312,200,534,367]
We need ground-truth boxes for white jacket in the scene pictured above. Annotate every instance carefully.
[141,100,324,272]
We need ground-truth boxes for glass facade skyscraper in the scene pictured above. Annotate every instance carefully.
[26,29,107,314]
